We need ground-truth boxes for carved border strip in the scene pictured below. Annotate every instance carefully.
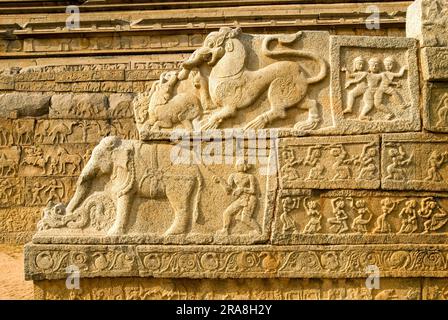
[25,244,448,280]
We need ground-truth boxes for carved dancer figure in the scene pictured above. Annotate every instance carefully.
[373,198,401,234]
[329,144,356,180]
[280,196,300,234]
[359,58,384,120]
[418,197,448,234]
[328,197,349,234]
[436,93,448,128]
[424,150,448,182]
[384,144,413,181]
[280,148,302,182]
[356,141,378,180]
[215,161,261,236]
[398,199,418,234]
[304,145,325,180]
[350,199,372,233]
[342,56,368,114]
[376,57,408,114]
[179,28,328,131]
[302,197,322,234]
[44,180,65,203]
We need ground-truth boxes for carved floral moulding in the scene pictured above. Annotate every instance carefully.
[24,243,448,281]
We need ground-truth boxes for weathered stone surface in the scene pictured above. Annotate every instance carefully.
[0,92,50,117]
[330,36,420,134]
[50,94,108,119]
[421,47,448,81]
[423,82,448,132]
[108,94,135,119]
[382,133,448,191]
[278,135,380,190]
[24,243,448,280]
[34,277,422,300]
[406,0,448,47]
[273,189,448,244]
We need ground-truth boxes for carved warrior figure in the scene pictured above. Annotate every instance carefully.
[214,161,261,236]
[280,148,301,182]
[329,144,356,180]
[304,145,325,180]
[178,27,328,130]
[37,136,204,236]
[356,141,378,180]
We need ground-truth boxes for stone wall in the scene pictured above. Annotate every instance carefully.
[0,0,412,244]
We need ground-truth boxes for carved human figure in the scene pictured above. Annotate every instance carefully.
[329,144,356,180]
[436,93,448,128]
[30,182,45,205]
[280,149,302,182]
[304,145,325,180]
[350,199,372,233]
[44,180,64,203]
[358,58,384,120]
[342,56,368,114]
[214,161,261,236]
[424,150,448,182]
[302,197,322,234]
[376,57,408,112]
[0,179,15,204]
[385,144,413,181]
[179,27,327,130]
[356,141,378,180]
[373,198,401,234]
[398,199,418,234]
[418,197,448,234]
[22,147,47,174]
[328,197,349,234]
[280,196,299,234]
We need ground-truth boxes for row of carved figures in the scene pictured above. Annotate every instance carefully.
[280,196,448,235]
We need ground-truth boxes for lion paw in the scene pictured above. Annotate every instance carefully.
[244,117,267,130]
[294,119,319,131]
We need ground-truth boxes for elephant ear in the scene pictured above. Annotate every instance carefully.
[210,39,246,79]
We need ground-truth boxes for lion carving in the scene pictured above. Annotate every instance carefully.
[179,27,328,130]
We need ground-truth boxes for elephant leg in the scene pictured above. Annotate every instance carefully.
[107,193,133,235]
[164,178,194,236]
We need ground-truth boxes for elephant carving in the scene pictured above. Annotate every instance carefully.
[179,27,328,130]
[37,136,204,236]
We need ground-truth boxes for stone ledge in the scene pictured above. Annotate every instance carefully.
[25,243,448,281]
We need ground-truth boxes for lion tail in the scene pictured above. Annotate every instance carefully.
[261,33,327,85]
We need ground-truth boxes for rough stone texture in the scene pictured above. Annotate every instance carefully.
[406,0,448,47]
[0,0,446,300]
[0,93,50,117]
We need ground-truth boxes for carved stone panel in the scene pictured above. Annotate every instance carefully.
[382,133,448,191]
[272,189,448,244]
[421,48,448,81]
[330,36,420,134]
[423,82,448,132]
[32,137,276,245]
[34,120,109,144]
[278,135,380,190]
